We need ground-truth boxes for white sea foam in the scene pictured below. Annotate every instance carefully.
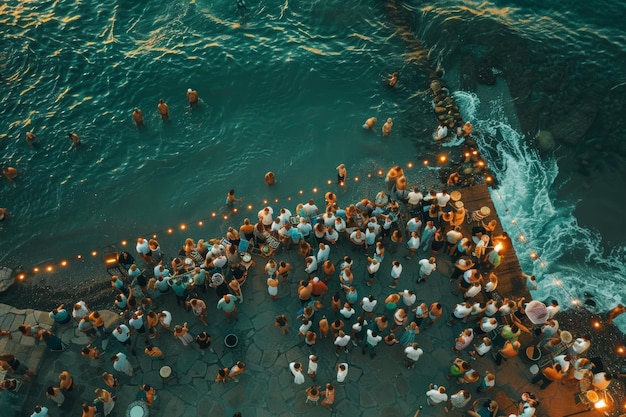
[454,91,626,333]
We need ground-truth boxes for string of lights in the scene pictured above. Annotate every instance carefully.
[11,155,460,278]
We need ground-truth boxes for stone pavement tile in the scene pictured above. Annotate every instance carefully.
[260,345,279,368]
[188,360,207,378]
[358,385,377,407]
[171,382,199,404]
[395,374,410,396]
[157,390,187,416]
[267,388,289,414]
[174,347,200,374]
[0,303,11,316]
[334,397,357,415]
[245,341,262,365]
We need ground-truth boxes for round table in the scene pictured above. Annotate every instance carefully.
[125,400,149,417]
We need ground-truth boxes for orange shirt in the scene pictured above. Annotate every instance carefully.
[145,347,163,357]
[59,371,73,390]
[82,405,96,417]
[543,366,564,381]
[88,312,104,327]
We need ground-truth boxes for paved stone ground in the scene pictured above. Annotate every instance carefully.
[1,236,603,417]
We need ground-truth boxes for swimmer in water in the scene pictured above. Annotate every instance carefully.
[236,0,248,10]
[132,108,144,127]
[0,208,8,221]
[382,118,393,136]
[265,171,276,186]
[25,131,40,148]
[157,99,169,121]
[67,132,81,146]
[187,88,199,107]
[388,72,398,88]
[3,167,18,182]
[226,189,243,206]
[363,117,376,130]
[336,164,347,185]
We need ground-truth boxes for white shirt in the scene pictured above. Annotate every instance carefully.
[547,304,560,319]
[317,245,331,263]
[361,298,377,312]
[297,222,312,237]
[323,213,336,227]
[391,264,403,279]
[334,334,351,347]
[401,290,415,306]
[480,318,498,333]
[407,191,423,205]
[436,125,448,139]
[279,209,292,224]
[405,346,424,361]
[406,218,422,233]
[325,228,339,242]
[407,236,420,249]
[366,329,382,346]
[350,231,366,244]
[337,363,349,382]
[476,342,492,356]
[289,362,305,385]
[136,239,150,255]
[571,338,590,355]
[258,207,274,225]
[367,261,380,274]
[299,321,313,335]
[484,302,498,317]
[436,192,450,207]
[303,203,319,217]
[418,259,436,275]
[446,229,463,244]
[553,355,571,373]
[334,218,346,232]
[72,301,89,320]
[308,355,318,374]
[453,304,472,319]
[159,311,172,327]
[426,388,448,404]
[340,307,355,320]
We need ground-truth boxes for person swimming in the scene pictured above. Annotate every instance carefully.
[382,118,393,136]
[187,88,199,107]
[132,107,144,127]
[363,117,376,130]
[157,99,169,121]
[67,132,81,145]
[388,72,398,88]
[265,171,276,185]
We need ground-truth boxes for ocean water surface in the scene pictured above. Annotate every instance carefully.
[1,0,625,330]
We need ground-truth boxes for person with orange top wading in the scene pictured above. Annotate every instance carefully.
[132,107,144,127]
[157,98,169,121]
[81,403,96,417]
[186,88,199,107]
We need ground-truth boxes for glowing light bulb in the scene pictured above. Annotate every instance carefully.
[247,205,253,210]
[327,180,332,185]
[486,176,493,183]
[46,266,53,272]
[407,162,413,168]
[554,279,562,286]
[511,220,516,225]
[211,213,216,217]
[367,173,372,178]
[312,188,318,193]
[299,190,303,194]
[167,228,173,234]
[60,260,68,267]
[233,208,238,213]
[572,299,580,306]
[152,234,157,238]
[180,224,186,230]
[91,251,98,257]
[354,177,359,182]
[377,170,383,176]
[198,221,204,226]
[223,215,228,220]
[121,240,127,246]
[478,161,485,167]
[423,160,429,165]
[519,235,525,242]
[287,197,292,200]
[33,267,40,273]
[263,200,268,204]
[464,152,470,158]
[275,198,279,203]
[593,321,601,329]
[77,255,83,259]
[540,262,546,267]
[439,155,447,163]
[530,252,538,259]
[18,273,26,280]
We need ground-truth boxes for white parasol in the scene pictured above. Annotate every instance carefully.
[525,300,549,325]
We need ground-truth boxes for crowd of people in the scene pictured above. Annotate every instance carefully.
[0,161,615,417]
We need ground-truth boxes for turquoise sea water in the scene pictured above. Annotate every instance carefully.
[2,1,626,329]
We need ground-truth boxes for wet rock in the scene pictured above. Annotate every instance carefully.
[548,100,597,145]
[0,267,14,292]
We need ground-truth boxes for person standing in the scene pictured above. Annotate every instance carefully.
[132,108,144,127]
[337,363,349,385]
[336,164,347,185]
[404,343,423,369]
[289,362,305,385]
[426,383,448,406]
[217,295,238,323]
[320,383,335,410]
[389,260,403,288]
[363,329,382,358]
[187,88,199,107]
[157,99,169,121]
[111,352,135,377]
[45,386,65,407]
[418,257,437,282]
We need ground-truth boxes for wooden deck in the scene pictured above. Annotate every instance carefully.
[454,184,529,300]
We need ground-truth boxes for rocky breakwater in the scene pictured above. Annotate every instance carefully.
[429,78,497,188]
